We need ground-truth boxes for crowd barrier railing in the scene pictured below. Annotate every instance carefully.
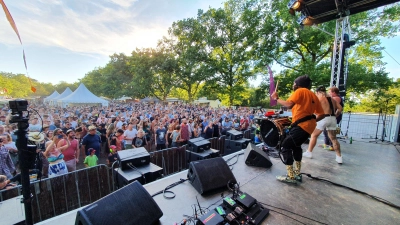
[0,131,252,223]
[0,164,111,223]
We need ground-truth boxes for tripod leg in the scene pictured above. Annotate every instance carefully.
[344,111,351,137]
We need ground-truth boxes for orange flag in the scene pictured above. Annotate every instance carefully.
[1,0,36,92]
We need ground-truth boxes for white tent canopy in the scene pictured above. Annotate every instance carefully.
[49,88,72,105]
[57,83,109,107]
[43,90,59,103]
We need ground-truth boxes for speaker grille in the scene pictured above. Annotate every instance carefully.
[188,157,236,194]
[244,143,273,168]
[76,181,163,225]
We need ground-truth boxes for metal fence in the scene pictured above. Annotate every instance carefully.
[0,165,111,223]
[149,135,229,176]
[0,133,246,223]
[339,112,396,142]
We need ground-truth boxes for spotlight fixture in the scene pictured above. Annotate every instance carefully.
[297,13,314,26]
[288,0,302,16]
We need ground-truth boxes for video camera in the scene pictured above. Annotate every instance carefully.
[9,99,30,125]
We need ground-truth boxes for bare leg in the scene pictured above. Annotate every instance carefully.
[307,129,323,153]
[327,130,341,156]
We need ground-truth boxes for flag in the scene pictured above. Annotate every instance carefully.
[1,0,36,92]
[268,65,277,106]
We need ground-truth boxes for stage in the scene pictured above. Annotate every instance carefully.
[6,139,400,224]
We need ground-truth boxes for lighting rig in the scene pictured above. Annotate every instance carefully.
[287,0,398,100]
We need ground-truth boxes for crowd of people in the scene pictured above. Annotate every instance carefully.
[1,80,344,188]
[0,102,258,186]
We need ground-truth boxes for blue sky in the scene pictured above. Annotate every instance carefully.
[0,0,399,86]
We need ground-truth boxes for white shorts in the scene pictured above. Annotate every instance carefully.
[316,116,337,131]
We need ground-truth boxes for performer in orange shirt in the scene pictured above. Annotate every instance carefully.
[271,75,325,184]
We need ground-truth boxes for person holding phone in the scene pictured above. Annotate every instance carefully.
[58,130,79,172]
[45,129,70,178]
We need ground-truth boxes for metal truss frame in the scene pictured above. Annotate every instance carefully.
[330,16,351,100]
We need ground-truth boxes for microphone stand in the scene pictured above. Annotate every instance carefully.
[379,99,393,144]
[366,108,382,143]
[368,99,393,145]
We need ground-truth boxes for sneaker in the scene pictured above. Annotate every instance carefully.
[295,174,302,182]
[323,145,333,151]
[303,151,313,158]
[276,175,297,184]
[336,155,343,164]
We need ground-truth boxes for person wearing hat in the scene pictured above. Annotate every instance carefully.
[81,126,102,157]
[303,86,343,163]
[271,75,325,184]
[106,145,118,167]
[84,148,98,168]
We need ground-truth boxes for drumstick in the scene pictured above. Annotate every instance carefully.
[275,80,279,92]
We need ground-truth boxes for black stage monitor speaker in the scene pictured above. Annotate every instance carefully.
[117,147,150,170]
[187,157,237,195]
[75,181,163,225]
[244,143,273,168]
[190,139,211,153]
[224,139,242,156]
[188,137,205,146]
[186,149,219,163]
[115,163,163,187]
[227,130,243,140]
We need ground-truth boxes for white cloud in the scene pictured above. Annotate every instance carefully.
[109,0,138,8]
[0,0,173,56]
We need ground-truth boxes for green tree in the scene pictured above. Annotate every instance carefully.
[256,0,399,97]
[130,46,176,101]
[198,0,262,105]
[166,18,213,102]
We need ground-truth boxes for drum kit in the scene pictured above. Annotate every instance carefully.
[254,113,292,150]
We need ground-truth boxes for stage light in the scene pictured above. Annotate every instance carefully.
[297,13,314,26]
[288,0,302,16]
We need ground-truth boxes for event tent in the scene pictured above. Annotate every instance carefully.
[57,83,109,107]
[140,97,160,103]
[43,90,59,103]
[49,88,72,105]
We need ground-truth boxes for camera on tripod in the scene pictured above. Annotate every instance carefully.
[9,99,30,129]
[9,99,29,123]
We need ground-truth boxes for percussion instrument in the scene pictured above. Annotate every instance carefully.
[259,117,292,147]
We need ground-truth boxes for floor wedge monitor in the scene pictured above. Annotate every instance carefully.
[244,143,273,168]
[187,157,237,195]
[75,181,163,225]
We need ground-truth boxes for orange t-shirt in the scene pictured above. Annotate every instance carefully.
[287,88,324,134]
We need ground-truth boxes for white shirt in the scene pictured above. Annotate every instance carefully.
[124,129,138,145]
[70,121,78,128]
[116,121,123,129]
[29,123,42,132]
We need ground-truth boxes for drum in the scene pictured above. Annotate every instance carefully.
[260,117,292,147]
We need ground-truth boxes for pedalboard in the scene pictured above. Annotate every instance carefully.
[196,192,269,225]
